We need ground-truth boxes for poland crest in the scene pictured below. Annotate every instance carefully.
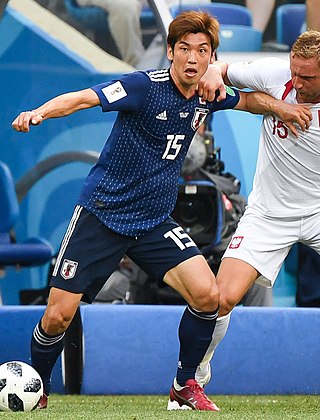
[60,259,78,280]
[229,236,244,249]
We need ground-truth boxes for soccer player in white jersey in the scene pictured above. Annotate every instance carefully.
[12,12,311,412]
[194,30,320,391]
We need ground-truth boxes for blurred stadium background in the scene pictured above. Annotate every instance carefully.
[0,0,319,397]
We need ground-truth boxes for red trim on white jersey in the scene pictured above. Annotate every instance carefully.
[282,80,293,100]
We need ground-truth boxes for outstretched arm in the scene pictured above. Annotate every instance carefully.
[236,91,312,137]
[200,62,313,137]
[12,88,100,133]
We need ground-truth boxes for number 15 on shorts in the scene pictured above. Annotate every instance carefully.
[164,227,196,250]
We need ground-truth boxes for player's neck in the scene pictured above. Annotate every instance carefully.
[170,69,197,99]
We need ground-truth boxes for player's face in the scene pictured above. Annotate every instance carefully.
[290,53,320,103]
[167,32,214,98]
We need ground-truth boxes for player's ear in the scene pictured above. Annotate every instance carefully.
[209,50,216,64]
[167,45,173,61]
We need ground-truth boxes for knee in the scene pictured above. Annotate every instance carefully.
[193,284,220,313]
[219,292,237,317]
[42,306,73,335]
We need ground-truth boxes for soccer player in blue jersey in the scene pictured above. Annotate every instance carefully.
[12,11,311,411]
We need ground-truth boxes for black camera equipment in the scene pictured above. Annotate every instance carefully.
[171,180,223,248]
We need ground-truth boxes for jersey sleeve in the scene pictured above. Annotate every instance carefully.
[227,57,290,94]
[212,85,240,111]
[90,71,151,112]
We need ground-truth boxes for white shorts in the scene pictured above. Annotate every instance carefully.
[222,206,320,287]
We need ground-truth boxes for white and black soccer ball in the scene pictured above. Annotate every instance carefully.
[0,361,43,412]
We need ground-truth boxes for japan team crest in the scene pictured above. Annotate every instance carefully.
[229,235,244,249]
[192,107,209,130]
[60,259,78,280]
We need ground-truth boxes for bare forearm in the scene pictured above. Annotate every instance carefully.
[241,90,280,115]
[238,91,312,136]
[33,89,98,120]
[12,88,99,132]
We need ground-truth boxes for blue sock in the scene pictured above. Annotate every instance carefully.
[30,321,65,396]
[176,305,218,387]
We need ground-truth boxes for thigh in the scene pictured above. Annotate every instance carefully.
[223,207,299,286]
[217,257,260,313]
[51,206,134,303]
[164,254,218,311]
[127,217,202,283]
[127,218,217,310]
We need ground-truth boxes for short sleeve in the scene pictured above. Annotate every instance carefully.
[91,71,152,112]
[227,57,290,94]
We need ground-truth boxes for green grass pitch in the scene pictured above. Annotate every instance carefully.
[0,394,319,419]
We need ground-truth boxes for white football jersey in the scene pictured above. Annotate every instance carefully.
[228,57,320,218]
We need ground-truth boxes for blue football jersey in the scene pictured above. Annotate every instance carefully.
[78,69,240,236]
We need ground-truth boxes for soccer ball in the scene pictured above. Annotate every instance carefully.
[0,361,43,412]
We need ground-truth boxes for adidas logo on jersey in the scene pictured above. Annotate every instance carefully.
[156,110,167,120]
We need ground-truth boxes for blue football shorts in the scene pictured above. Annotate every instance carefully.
[50,205,201,302]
